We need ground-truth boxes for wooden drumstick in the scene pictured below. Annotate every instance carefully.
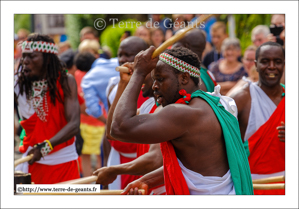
[252,175,285,184]
[116,14,214,73]
[56,175,98,184]
[115,66,130,73]
[14,154,33,167]
[23,189,145,195]
[253,183,285,190]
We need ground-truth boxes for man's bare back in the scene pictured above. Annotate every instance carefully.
[170,97,229,177]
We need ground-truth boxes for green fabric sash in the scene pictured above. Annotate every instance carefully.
[200,67,215,92]
[191,90,254,195]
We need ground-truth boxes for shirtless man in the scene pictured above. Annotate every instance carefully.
[230,41,285,195]
[110,46,253,195]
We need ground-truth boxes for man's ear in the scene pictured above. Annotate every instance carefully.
[180,72,190,85]
[254,60,258,72]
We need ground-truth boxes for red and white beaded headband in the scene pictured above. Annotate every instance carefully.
[21,41,58,55]
[159,53,200,78]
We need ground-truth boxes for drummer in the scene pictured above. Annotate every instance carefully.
[14,34,80,184]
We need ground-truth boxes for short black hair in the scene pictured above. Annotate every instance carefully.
[59,49,75,69]
[256,41,285,60]
[163,46,200,85]
[74,52,96,72]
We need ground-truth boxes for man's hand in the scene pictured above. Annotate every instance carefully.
[119,62,134,83]
[121,178,149,195]
[267,33,277,42]
[277,121,285,142]
[93,167,117,185]
[133,46,159,77]
[27,147,43,164]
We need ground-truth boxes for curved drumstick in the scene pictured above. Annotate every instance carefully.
[253,183,285,190]
[116,14,214,73]
[252,175,285,184]
[14,154,33,167]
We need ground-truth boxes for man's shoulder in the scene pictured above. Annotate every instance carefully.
[230,83,251,109]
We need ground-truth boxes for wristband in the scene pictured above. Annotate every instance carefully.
[34,140,53,157]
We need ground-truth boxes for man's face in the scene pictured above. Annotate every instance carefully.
[242,50,255,73]
[211,29,227,50]
[152,61,181,107]
[22,51,45,81]
[256,45,284,87]
[117,42,138,66]
[253,33,267,47]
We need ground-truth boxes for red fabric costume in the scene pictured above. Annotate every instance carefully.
[20,79,80,184]
[247,97,285,195]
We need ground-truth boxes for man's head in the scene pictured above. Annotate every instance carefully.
[251,25,270,47]
[80,26,99,42]
[242,45,257,74]
[117,36,148,66]
[210,22,228,52]
[255,41,285,87]
[152,47,200,107]
[18,33,69,104]
[74,51,96,72]
[172,28,206,61]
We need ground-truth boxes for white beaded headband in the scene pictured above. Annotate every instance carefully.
[21,41,58,55]
[159,53,201,78]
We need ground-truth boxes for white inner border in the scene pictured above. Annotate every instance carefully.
[1,1,298,208]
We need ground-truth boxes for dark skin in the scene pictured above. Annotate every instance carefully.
[110,46,229,194]
[172,29,208,92]
[94,62,163,186]
[21,51,80,164]
[230,45,285,142]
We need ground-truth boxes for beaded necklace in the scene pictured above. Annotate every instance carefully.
[29,79,49,122]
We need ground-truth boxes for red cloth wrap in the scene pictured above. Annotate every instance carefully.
[29,160,80,184]
[160,141,190,195]
[248,97,285,195]
[19,78,75,154]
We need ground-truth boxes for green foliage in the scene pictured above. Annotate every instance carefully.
[233,14,271,54]
[100,19,140,57]
[14,14,31,33]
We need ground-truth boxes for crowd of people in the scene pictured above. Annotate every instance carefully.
[14,14,285,195]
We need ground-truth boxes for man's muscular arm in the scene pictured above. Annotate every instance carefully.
[93,143,163,185]
[28,75,80,164]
